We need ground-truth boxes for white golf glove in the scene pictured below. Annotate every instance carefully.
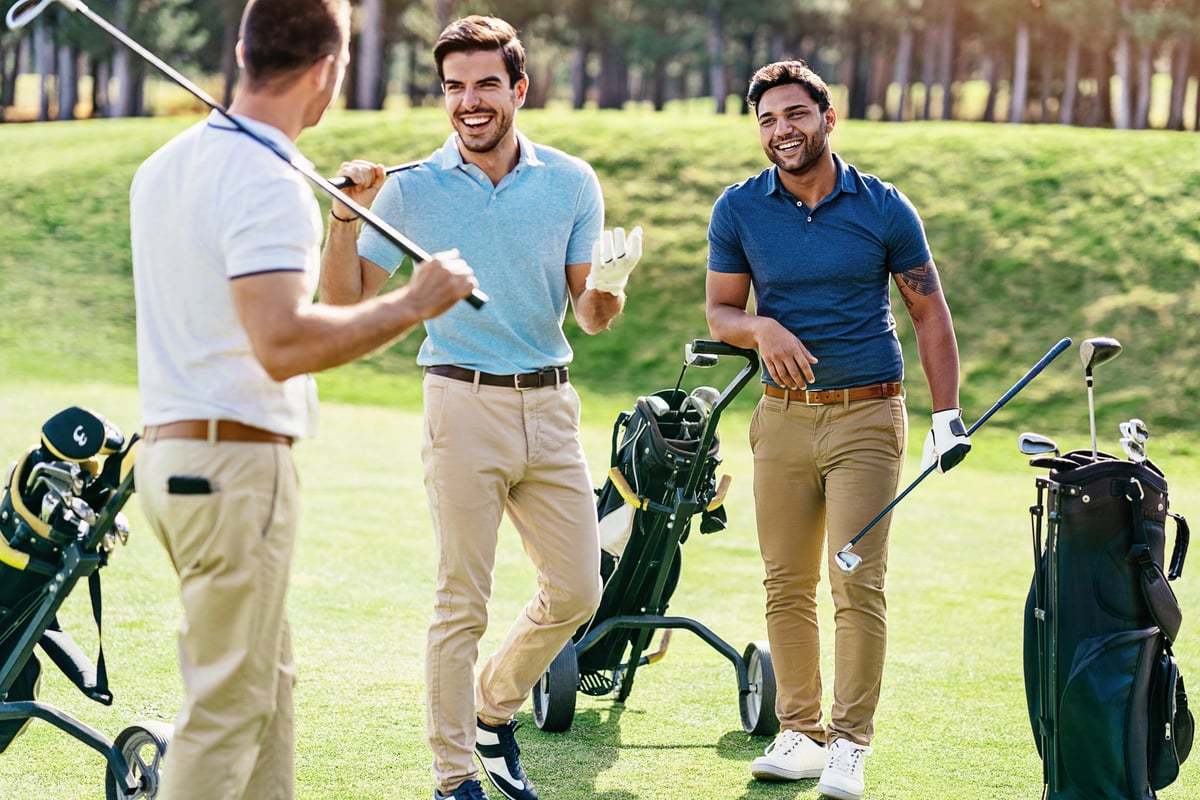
[586,226,643,295]
[920,408,971,473]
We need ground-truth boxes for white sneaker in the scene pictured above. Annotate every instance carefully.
[750,730,826,781]
[817,737,871,800]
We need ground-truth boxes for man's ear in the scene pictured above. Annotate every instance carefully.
[514,73,529,109]
[309,53,336,91]
[235,39,245,69]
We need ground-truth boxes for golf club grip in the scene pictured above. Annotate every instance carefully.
[965,337,1072,436]
[329,161,418,190]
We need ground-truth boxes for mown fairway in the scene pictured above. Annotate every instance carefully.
[0,108,1198,798]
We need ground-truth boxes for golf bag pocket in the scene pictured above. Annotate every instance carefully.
[1148,642,1194,790]
[1057,627,1159,798]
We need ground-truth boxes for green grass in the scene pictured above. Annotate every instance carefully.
[2,107,1200,797]
[0,382,1196,798]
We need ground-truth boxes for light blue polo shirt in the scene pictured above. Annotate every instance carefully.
[707,153,931,390]
[358,132,603,374]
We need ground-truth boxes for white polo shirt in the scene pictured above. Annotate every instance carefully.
[130,112,320,438]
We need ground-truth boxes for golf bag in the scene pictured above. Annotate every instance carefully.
[1025,451,1193,799]
[0,407,135,752]
[580,387,727,690]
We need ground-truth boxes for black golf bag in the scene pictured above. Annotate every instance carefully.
[0,406,136,752]
[1025,450,1193,799]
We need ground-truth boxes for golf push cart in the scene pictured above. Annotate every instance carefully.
[0,407,170,799]
[531,338,781,737]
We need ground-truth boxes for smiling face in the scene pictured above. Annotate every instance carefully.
[441,48,527,155]
[755,82,834,177]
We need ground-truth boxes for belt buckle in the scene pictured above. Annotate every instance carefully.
[514,373,534,391]
[803,389,823,407]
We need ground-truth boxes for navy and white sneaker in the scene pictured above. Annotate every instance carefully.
[475,718,538,800]
[434,778,490,799]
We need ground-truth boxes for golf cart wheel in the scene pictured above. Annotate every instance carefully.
[105,720,173,800]
[532,641,578,733]
[739,640,780,736]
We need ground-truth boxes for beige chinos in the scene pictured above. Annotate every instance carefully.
[422,373,602,793]
[750,391,907,747]
[137,439,299,800]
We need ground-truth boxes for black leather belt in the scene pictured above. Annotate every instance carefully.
[426,364,569,389]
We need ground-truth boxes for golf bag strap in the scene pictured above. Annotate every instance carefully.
[1126,478,1183,643]
[1168,512,1190,581]
[610,411,631,468]
[38,571,111,705]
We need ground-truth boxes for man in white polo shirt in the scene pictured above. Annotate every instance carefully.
[128,1,477,798]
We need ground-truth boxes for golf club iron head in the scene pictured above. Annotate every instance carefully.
[1079,336,1122,375]
[834,547,862,575]
[1119,419,1149,443]
[1121,437,1147,463]
[1017,431,1059,457]
[684,342,718,368]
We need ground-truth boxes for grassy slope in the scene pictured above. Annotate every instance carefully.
[2,109,1200,436]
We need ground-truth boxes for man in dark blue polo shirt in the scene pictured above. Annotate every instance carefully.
[706,60,969,800]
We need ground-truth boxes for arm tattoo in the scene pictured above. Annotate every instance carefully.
[899,262,940,297]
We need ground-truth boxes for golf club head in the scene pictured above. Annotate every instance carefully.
[690,386,721,409]
[834,548,862,575]
[639,395,671,417]
[1119,419,1149,443]
[1120,437,1147,463]
[1029,455,1081,471]
[684,342,719,368]
[1017,431,1059,457]
[1079,337,1122,374]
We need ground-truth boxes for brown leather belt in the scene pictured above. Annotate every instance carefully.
[143,420,293,446]
[426,364,569,390]
[764,382,902,405]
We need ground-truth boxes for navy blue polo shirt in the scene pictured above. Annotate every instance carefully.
[707,153,931,390]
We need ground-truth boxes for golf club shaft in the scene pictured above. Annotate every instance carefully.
[330,161,419,190]
[1087,379,1098,457]
[843,336,1074,551]
[6,0,486,310]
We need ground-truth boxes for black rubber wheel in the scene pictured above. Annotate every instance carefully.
[740,640,780,736]
[105,720,173,800]
[532,641,578,732]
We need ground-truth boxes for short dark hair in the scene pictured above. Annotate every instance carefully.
[433,15,526,87]
[239,0,349,91]
[746,60,832,111]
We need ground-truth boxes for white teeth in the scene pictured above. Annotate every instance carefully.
[462,116,490,126]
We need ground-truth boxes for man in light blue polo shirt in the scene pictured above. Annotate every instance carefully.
[319,15,641,800]
[706,60,969,800]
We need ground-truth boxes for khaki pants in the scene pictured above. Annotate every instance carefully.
[749,392,906,746]
[137,439,299,800]
[422,374,602,792]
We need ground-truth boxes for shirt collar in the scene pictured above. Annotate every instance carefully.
[431,129,544,172]
[764,152,857,199]
[204,110,311,169]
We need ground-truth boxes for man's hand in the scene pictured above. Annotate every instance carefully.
[408,249,479,320]
[330,160,387,221]
[920,408,971,473]
[586,226,643,295]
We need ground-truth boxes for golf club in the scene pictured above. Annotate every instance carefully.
[5,0,487,311]
[1079,337,1122,458]
[330,160,421,190]
[834,336,1073,575]
[1119,418,1149,463]
[1018,431,1059,457]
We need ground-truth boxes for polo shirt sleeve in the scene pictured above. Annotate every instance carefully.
[357,175,409,275]
[222,169,316,278]
[885,187,932,274]
[706,190,750,274]
[567,166,604,265]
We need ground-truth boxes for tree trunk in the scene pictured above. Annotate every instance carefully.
[981,52,997,122]
[707,1,725,113]
[892,23,913,121]
[1113,0,1132,129]
[1167,37,1192,130]
[921,18,938,121]
[435,0,453,35]
[937,9,956,120]
[1090,45,1113,128]
[356,0,386,110]
[1133,40,1152,129]
[1009,19,1030,123]
[56,42,76,121]
[650,56,667,111]
[1060,30,1080,125]
[111,0,137,118]
[571,39,589,109]
[221,0,239,106]
[35,19,52,122]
